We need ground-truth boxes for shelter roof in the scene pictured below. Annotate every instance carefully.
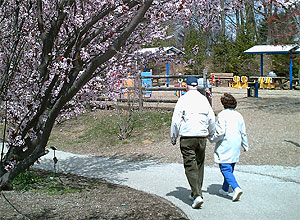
[244,44,298,55]
[137,46,184,56]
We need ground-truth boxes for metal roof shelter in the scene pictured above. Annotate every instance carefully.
[137,46,185,56]
[244,44,299,90]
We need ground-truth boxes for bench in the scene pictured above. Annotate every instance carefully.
[249,76,286,89]
[210,73,234,86]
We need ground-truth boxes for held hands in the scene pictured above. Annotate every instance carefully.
[242,143,248,152]
[171,137,177,145]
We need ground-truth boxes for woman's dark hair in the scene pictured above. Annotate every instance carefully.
[221,93,237,109]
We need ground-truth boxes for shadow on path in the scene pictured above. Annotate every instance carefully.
[37,155,157,184]
[166,186,191,206]
[206,184,232,200]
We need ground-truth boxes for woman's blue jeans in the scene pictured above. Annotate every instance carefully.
[219,163,240,192]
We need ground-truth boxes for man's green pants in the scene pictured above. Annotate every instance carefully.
[180,137,206,199]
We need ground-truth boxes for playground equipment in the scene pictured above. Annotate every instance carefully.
[265,77,275,89]
[241,76,248,88]
[122,78,135,98]
[141,72,152,97]
[231,76,241,88]
[257,77,276,89]
[258,77,267,89]
[174,82,187,97]
[245,44,299,90]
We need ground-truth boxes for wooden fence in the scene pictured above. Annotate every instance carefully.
[94,74,213,111]
[94,74,202,111]
[129,74,203,111]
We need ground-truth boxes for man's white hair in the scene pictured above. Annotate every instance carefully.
[187,85,198,90]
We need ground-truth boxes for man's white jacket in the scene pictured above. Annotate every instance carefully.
[170,90,215,140]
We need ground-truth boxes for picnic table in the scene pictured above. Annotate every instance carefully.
[249,76,286,89]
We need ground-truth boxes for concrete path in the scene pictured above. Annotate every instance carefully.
[33,149,300,220]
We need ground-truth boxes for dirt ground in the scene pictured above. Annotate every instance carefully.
[1,86,299,220]
[0,169,188,220]
[92,87,300,167]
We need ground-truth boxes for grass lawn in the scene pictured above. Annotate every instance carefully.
[48,109,173,154]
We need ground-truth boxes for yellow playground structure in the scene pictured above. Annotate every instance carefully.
[230,75,248,88]
[230,75,276,89]
[258,77,275,89]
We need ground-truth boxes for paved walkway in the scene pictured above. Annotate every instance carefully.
[33,149,300,220]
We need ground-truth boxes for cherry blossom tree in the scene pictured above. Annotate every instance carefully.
[0,0,237,190]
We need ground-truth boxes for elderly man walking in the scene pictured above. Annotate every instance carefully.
[170,76,215,209]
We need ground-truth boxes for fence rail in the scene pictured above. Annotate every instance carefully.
[97,97,177,104]
[122,86,186,91]
[140,74,201,79]
[134,74,204,110]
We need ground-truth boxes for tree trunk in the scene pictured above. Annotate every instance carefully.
[220,0,226,37]
[236,9,240,36]
[245,0,257,37]
[265,1,273,44]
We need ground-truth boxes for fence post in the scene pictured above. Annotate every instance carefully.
[203,68,207,89]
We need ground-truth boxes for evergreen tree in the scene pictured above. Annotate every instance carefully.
[212,35,232,73]
[182,29,206,75]
[212,24,259,76]
[272,54,300,78]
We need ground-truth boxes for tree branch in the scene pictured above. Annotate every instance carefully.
[37,0,44,33]
[39,0,75,81]
[72,0,153,92]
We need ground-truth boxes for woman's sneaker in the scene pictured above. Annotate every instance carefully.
[218,189,229,196]
[232,187,243,202]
